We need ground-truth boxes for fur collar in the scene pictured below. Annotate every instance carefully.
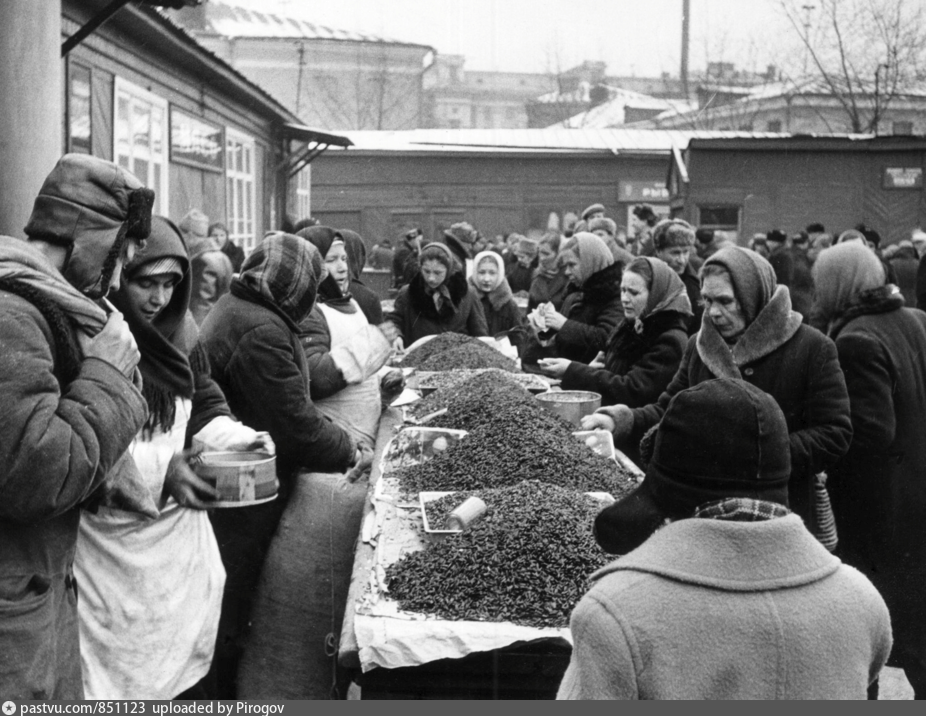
[567,261,623,306]
[828,284,904,339]
[408,270,469,320]
[696,285,803,379]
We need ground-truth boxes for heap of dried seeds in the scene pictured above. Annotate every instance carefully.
[397,401,636,494]
[401,333,476,368]
[408,370,535,429]
[388,480,610,627]
[416,341,516,372]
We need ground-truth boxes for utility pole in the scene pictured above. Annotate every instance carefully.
[801,4,815,78]
[874,62,890,135]
[681,0,690,98]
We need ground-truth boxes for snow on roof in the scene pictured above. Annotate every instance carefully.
[331,128,791,155]
[554,88,695,129]
[202,0,432,47]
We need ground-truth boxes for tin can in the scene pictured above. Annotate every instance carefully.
[447,496,488,531]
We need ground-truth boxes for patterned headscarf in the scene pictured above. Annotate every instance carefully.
[236,232,325,326]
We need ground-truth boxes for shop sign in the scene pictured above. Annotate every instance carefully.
[618,180,670,202]
[170,108,224,172]
[883,167,923,190]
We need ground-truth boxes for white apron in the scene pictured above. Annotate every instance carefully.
[315,301,388,446]
[74,398,226,699]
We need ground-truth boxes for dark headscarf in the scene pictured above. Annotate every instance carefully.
[339,229,367,282]
[297,225,356,312]
[109,215,196,434]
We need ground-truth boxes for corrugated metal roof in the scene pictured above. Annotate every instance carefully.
[202,0,432,48]
[331,128,797,155]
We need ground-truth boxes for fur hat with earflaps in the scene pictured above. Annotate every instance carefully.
[25,154,154,298]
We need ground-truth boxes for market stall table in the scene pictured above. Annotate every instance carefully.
[339,406,643,699]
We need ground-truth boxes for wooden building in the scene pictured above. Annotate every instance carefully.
[668,135,926,244]
[49,1,350,254]
[309,128,770,245]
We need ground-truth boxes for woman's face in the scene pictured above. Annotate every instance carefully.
[126,273,179,322]
[325,242,351,292]
[621,271,650,320]
[210,228,228,246]
[476,258,500,292]
[421,259,449,290]
[538,243,557,267]
[701,273,747,340]
[561,251,581,285]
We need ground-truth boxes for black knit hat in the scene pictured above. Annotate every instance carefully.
[594,379,791,554]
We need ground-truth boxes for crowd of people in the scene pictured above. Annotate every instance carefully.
[1,154,923,701]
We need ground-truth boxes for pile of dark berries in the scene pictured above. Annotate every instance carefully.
[388,481,611,627]
[416,341,516,372]
[401,333,476,368]
[397,398,637,494]
[409,370,536,428]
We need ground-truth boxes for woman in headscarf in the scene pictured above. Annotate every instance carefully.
[528,231,569,311]
[189,239,233,327]
[586,246,852,537]
[523,232,624,366]
[339,228,383,325]
[538,257,690,408]
[74,217,271,700]
[237,227,392,699]
[812,241,926,699]
[385,240,488,348]
[470,250,523,335]
[198,233,361,698]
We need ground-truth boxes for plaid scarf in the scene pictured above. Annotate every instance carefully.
[234,232,323,329]
[694,498,790,522]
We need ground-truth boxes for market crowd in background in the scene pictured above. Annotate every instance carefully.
[1,153,925,701]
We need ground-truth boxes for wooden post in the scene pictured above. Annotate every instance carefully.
[0,1,62,238]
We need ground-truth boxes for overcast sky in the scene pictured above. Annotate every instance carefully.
[224,0,794,77]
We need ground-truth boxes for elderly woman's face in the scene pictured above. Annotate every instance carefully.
[701,273,747,340]
[513,248,534,268]
[421,259,448,290]
[561,251,581,285]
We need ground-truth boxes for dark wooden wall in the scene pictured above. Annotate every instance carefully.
[310,152,668,246]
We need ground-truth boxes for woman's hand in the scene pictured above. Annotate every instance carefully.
[165,448,219,509]
[537,357,571,378]
[580,404,635,438]
[345,443,374,483]
[588,351,606,369]
[543,304,567,331]
[378,322,400,344]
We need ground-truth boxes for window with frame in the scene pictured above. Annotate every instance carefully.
[114,77,168,215]
[67,62,91,154]
[226,128,257,253]
[767,119,783,132]
[295,166,311,223]
[698,205,740,231]
[892,121,914,136]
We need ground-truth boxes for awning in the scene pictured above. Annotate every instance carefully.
[279,123,353,179]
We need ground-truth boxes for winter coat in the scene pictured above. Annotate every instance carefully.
[220,241,246,274]
[628,289,852,533]
[530,262,625,364]
[386,271,489,344]
[561,311,688,407]
[0,242,147,700]
[506,259,536,294]
[528,268,569,312]
[557,515,891,700]
[199,291,354,481]
[826,287,926,670]
[887,246,918,308]
[769,247,814,320]
[678,261,703,335]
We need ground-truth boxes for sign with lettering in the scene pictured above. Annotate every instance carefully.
[883,167,923,189]
[618,180,670,202]
[170,108,224,172]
